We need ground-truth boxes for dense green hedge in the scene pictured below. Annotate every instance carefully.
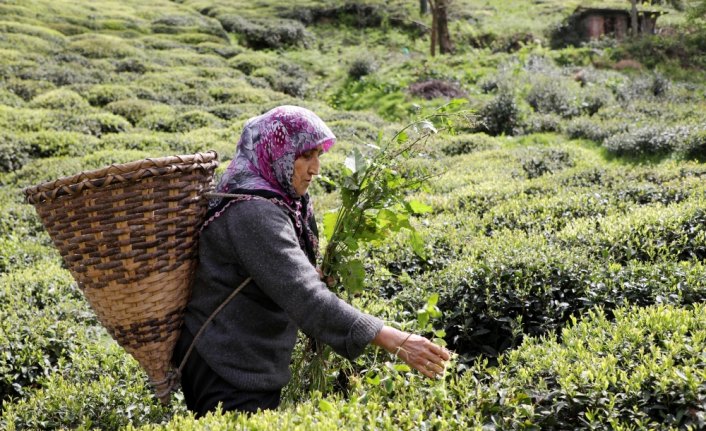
[2,303,688,431]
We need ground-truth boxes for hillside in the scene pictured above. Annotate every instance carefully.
[1,0,705,429]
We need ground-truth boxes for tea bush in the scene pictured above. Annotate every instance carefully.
[493,304,706,429]
[68,34,139,59]
[0,343,173,431]
[476,92,523,136]
[105,99,155,125]
[219,16,309,50]
[525,76,582,118]
[28,89,89,111]
[4,79,56,102]
[441,133,497,156]
[558,196,706,263]
[603,124,694,157]
[86,85,136,107]
[0,88,24,107]
[7,150,150,188]
[170,110,223,133]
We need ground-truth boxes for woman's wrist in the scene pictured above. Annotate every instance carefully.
[372,325,409,354]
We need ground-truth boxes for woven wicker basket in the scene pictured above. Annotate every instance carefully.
[23,151,219,403]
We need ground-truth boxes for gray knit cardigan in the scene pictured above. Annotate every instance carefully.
[183,198,384,391]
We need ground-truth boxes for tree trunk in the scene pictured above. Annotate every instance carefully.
[436,0,454,54]
[629,0,639,37]
[420,0,428,15]
[430,0,437,56]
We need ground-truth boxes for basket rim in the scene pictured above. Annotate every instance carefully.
[23,151,219,204]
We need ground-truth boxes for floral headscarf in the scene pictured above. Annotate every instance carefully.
[215,105,335,202]
[204,105,336,264]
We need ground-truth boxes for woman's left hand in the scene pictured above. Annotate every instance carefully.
[372,326,451,379]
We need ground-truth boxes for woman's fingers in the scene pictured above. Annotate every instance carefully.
[396,334,450,378]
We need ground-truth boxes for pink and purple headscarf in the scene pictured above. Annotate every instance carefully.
[215,105,335,202]
[205,105,336,264]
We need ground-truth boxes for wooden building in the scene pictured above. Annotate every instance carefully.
[572,6,664,41]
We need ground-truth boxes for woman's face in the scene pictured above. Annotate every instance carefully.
[292,144,323,197]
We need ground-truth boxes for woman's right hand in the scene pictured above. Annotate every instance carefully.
[372,326,451,379]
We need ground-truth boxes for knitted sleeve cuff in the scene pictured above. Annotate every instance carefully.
[346,313,384,360]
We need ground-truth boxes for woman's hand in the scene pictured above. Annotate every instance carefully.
[316,267,337,288]
[372,325,451,379]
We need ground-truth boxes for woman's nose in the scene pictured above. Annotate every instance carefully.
[309,157,320,175]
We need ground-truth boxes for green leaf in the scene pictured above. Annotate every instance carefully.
[396,130,408,144]
[323,211,339,241]
[342,259,366,294]
[410,230,427,259]
[318,399,334,412]
[427,293,439,307]
[408,199,433,214]
[393,364,411,373]
[417,309,429,329]
[345,149,366,174]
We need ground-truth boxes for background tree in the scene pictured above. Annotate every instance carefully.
[429,0,454,56]
[629,0,640,37]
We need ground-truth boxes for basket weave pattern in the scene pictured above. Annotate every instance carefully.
[24,152,218,402]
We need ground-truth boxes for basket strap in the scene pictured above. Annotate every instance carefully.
[153,276,252,400]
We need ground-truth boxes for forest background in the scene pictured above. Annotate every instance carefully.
[1,0,705,429]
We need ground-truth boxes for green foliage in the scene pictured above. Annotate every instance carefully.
[477,91,523,136]
[86,85,136,107]
[219,16,310,50]
[28,89,89,111]
[68,34,139,59]
[1,343,174,431]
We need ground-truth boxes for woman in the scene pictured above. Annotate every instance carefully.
[173,105,450,417]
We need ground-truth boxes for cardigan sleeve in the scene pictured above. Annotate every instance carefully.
[224,199,383,360]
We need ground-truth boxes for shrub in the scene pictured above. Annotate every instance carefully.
[97,132,171,153]
[0,307,87,404]
[558,197,706,264]
[68,34,139,59]
[526,76,581,118]
[135,105,177,132]
[28,89,89,111]
[441,133,496,156]
[113,57,148,74]
[0,343,173,431]
[520,148,574,179]
[676,127,706,161]
[170,110,223,132]
[521,112,562,134]
[564,117,627,143]
[86,85,136,107]
[0,131,100,172]
[219,16,309,50]
[4,79,56,102]
[603,125,691,157]
[105,99,154,125]
[348,58,377,80]
[494,304,706,429]
[0,89,24,107]
[8,150,150,188]
[208,84,269,104]
[477,92,522,136]
[194,42,242,59]
[206,104,246,121]
[58,112,132,137]
[18,63,105,87]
